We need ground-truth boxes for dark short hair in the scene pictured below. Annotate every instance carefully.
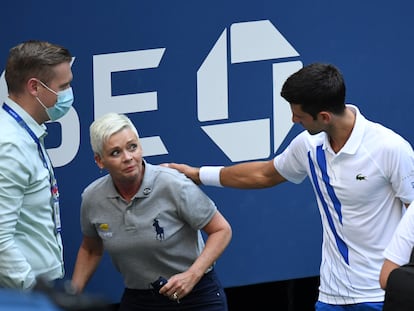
[5,40,72,94]
[280,63,346,119]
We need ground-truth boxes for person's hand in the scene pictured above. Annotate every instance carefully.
[161,163,201,184]
[158,270,201,302]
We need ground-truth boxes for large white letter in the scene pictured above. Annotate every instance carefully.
[93,49,167,157]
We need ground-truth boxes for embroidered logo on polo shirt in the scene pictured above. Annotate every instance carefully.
[356,174,367,181]
[153,218,165,241]
[97,223,113,238]
[99,223,109,230]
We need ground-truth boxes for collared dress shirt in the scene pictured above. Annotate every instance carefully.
[0,98,64,289]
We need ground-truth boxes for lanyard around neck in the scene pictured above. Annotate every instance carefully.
[3,102,62,234]
[2,103,49,170]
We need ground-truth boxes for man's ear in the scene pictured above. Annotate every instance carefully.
[318,111,331,123]
[27,78,39,96]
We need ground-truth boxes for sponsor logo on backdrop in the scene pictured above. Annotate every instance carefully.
[197,20,302,162]
[0,20,301,166]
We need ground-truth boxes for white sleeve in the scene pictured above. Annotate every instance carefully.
[273,131,310,184]
[383,203,414,265]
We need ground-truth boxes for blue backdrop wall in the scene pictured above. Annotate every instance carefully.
[1,0,413,303]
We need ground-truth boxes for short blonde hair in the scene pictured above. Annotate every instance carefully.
[90,112,139,157]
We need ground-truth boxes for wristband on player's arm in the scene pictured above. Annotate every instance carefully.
[199,166,224,187]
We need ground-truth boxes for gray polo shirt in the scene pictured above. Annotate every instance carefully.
[80,161,217,289]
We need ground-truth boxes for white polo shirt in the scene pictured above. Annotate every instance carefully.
[274,105,414,304]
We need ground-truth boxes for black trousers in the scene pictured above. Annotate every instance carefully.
[118,269,228,311]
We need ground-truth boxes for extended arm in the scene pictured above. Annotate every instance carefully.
[71,236,104,293]
[167,159,286,188]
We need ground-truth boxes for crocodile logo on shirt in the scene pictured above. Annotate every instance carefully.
[356,174,367,181]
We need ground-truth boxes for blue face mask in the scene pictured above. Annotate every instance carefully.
[36,80,74,121]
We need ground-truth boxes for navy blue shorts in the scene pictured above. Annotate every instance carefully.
[316,301,383,311]
[118,269,228,311]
